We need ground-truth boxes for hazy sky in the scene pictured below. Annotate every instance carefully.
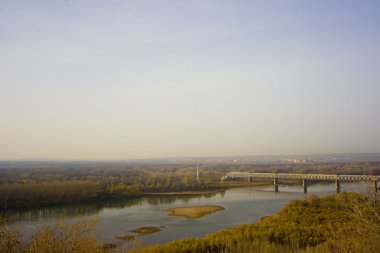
[1,0,380,160]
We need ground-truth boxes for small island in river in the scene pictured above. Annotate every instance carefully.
[168,205,225,218]
[132,227,162,234]
[116,226,162,241]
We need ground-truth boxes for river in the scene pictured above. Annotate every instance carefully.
[4,182,369,247]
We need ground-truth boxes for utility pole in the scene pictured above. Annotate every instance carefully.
[196,164,199,183]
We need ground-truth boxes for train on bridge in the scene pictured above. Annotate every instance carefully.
[221,172,379,193]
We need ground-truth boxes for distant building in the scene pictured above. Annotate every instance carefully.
[285,159,314,164]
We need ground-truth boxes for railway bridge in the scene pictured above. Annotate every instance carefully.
[221,172,379,193]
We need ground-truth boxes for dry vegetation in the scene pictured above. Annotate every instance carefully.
[0,219,106,253]
[1,162,380,252]
[0,165,226,210]
[1,192,379,253]
[1,162,379,210]
[130,193,380,253]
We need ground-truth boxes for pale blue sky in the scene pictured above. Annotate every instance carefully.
[1,0,380,159]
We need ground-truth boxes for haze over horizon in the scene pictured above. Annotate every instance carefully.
[1,0,380,160]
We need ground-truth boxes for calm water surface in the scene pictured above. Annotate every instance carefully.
[5,182,368,246]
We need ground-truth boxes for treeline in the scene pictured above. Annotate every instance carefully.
[1,162,379,210]
[1,162,379,184]
[0,169,227,210]
[0,163,224,183]
[0,180,142,210]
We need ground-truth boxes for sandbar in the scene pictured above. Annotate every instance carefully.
[132,226,162,234]
[168,205,225,218]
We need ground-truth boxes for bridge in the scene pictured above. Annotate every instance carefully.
[221,172,379,193]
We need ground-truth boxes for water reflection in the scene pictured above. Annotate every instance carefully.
[143,192,222,206]
[3,191,224,223]
[4,204,103,222]
[2,182,369,246]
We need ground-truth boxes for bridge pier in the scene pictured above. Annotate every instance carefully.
[335,180,340,193]
[372,180,378,193]
[248,177,253,183]
[274,178,279,192]
[302,179,307,194]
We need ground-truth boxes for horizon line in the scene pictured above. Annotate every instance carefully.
[1,152,380,162]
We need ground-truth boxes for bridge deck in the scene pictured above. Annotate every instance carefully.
[225,172,379,181]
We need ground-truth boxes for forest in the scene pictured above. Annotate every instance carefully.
[1,161,379,210]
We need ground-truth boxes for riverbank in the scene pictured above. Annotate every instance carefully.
[3,183,373,253]
[4,184,315,247]
[129,192,380,253]
[2,191,379,253]
[0,182,267,211]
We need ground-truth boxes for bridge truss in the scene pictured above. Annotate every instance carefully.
[222,172,379,193]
